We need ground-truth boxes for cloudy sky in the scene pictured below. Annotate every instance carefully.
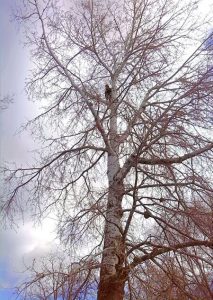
[0,1,58,299]
[0,0,212,299]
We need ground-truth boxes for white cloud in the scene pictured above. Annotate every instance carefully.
[0,218,58,287]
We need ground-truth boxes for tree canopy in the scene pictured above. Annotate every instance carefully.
[1,0,213,299]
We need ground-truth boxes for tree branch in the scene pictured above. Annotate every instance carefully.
[130,240,213,268]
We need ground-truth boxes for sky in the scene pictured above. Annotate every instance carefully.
[0,1,58,299]
[0,0,212,299]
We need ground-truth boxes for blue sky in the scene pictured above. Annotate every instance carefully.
[0,259,20,299]
[0,289,16,300]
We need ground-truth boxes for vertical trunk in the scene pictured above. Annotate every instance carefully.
[98,85,127,300]
[97,178,127,300]
[98,274,126,300]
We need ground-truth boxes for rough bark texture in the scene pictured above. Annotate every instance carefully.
[98,273,126,300]
[98,86,127,299]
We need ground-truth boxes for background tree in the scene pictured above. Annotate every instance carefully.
[16,253,97,300]
[1,0,213,299]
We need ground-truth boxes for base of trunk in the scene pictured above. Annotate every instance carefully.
[97,274,126,300]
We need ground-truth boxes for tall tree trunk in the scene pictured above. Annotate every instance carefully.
[98,272,126,300]
[97,178,127,300]
[98,85,127,300]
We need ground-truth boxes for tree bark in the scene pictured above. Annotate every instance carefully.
[98,273,126,300]
[98,85,127,299]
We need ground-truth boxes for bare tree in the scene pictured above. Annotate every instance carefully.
[2,0,213,299]
[0,95,13,111]
[16,253,97,300]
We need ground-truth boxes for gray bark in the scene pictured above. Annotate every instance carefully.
[98,85,127,299]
